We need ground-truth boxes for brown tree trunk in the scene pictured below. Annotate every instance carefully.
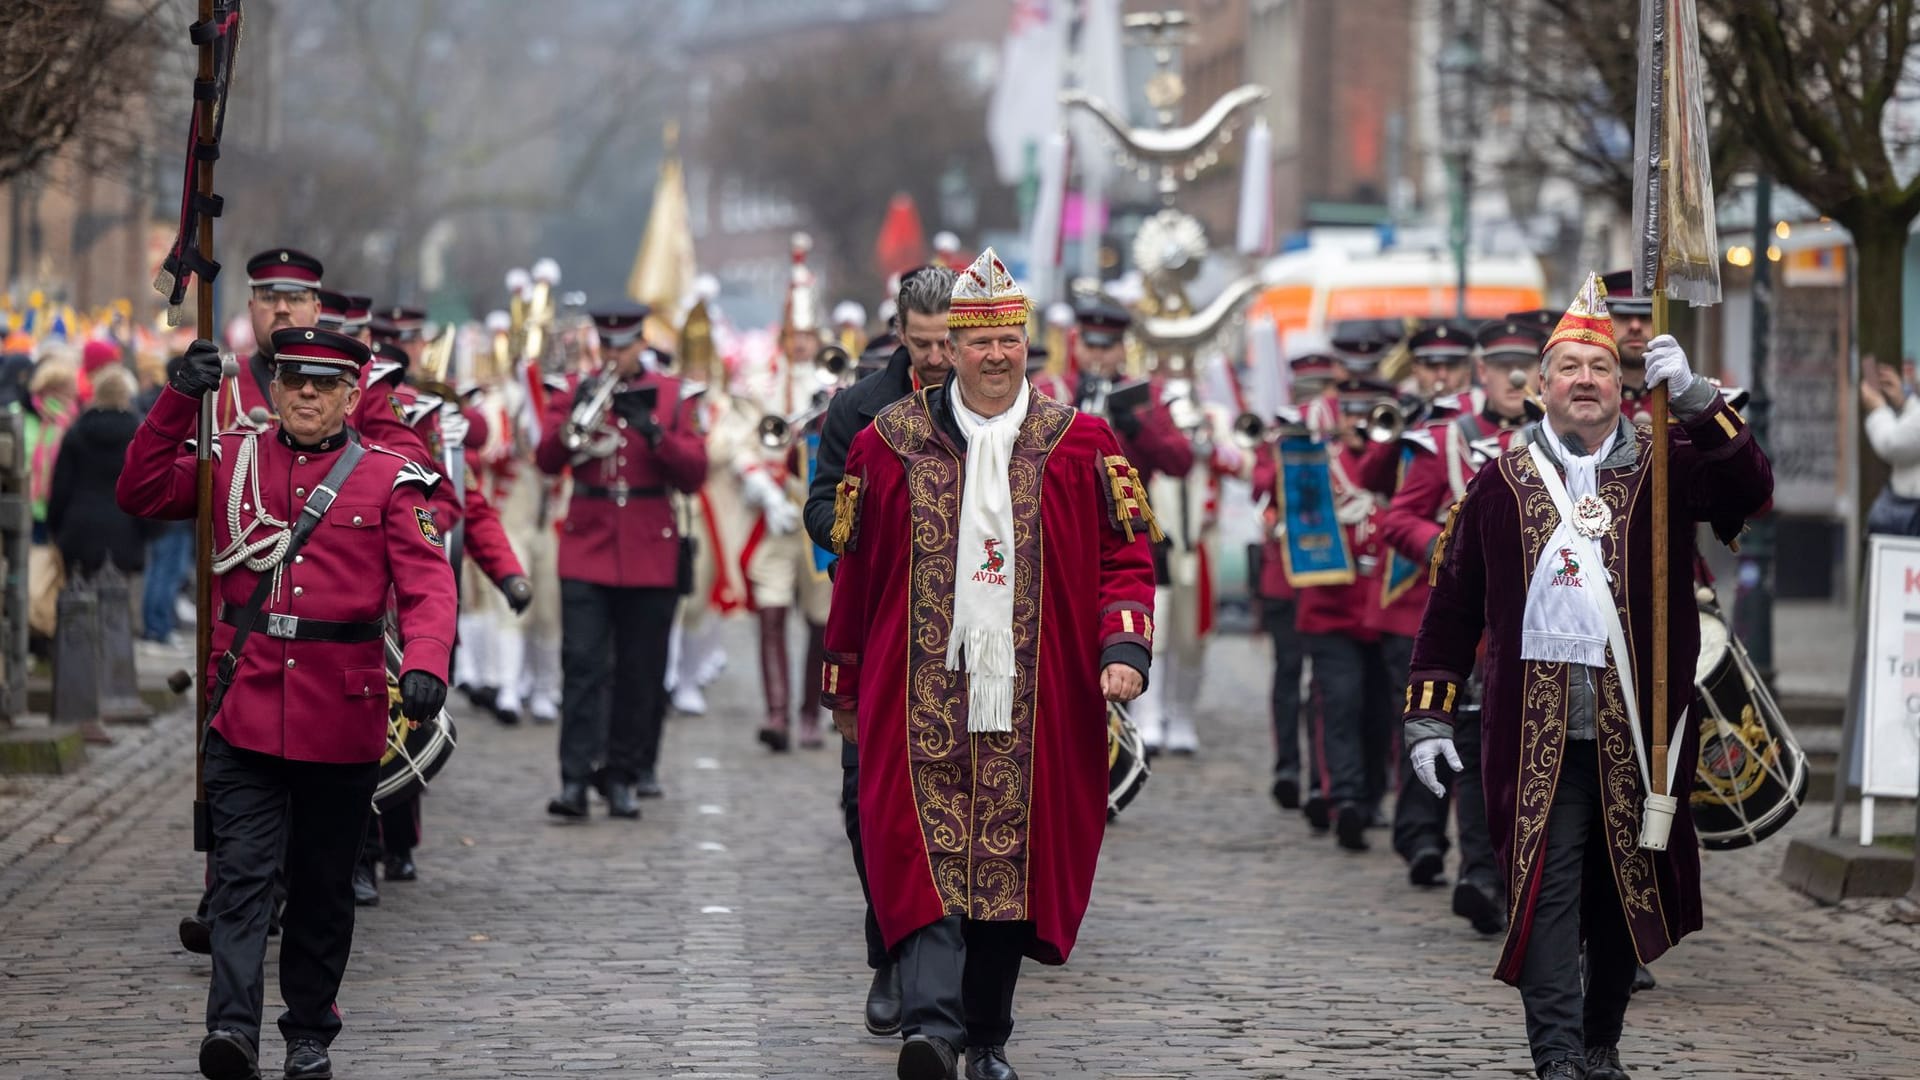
[1850,218,1907,526]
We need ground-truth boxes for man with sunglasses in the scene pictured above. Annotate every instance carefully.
[119,326,456,1080]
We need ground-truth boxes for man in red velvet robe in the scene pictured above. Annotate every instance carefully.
[823,249,1156,1080]
[1403,275,1772,1080]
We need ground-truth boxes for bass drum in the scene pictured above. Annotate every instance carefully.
[1108,701,1150,821]
[373,631,457,814]
[1691,600,1807,849]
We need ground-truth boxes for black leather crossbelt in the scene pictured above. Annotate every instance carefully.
[219,604,384,643]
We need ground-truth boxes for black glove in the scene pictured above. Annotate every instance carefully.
[398,670,448,724]
[613,390,663,446]
[500,574,533,615]
[170,339,225,399]
[1109,404,1142,439]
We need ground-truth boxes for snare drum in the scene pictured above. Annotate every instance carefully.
[1690,602,1807,849]
[1108,701,1150,821]
[372,631,457,814]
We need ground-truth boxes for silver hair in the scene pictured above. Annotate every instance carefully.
[895,265,956,324]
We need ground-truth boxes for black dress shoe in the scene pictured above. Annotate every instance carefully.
[1407,845,1446,886]
[1631,963,1656,992]
[383,854,416,882]
[864,959,902,1036]
[1451,879,1506,934]
[604,782,642,820]
[1536,1060,1584,1080]
[493,705,520,726]
[472,686,498,711]
[897,1034,958,1080]
[198,1028,258,1080]
[548,781,589,819]
[351,863,380,906]
[1584,1046,1628,1080]
[1302,795,1330,832]
[965,1044,1018,1080]
[1270,773,1300,809]
[179,914,212,955]
[633,770,664,799]
[1334,803,1369,851]
[284,1036,333,1079]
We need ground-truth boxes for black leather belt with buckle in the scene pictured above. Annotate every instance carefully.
[576,484,665,499]
[219,605,385,643]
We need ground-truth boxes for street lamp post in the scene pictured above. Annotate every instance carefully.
[1735,174,1777,681]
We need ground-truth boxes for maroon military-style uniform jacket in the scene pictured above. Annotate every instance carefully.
[1249,446,1294,602]
[117,387,458,764]
[1118,379,1196,483]
[459,409,525,584]
[535,370,707,589]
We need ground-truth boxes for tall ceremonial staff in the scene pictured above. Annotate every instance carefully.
[1630,0,1720,848]
[154,0,245,851]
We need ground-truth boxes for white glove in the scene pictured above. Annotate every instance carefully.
[741,470,799,535]
[1643,334,1695,398]
[1409,737,1464,798]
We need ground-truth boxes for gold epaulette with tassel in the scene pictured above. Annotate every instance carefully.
[829,473,863,555]
[1102,454,1165,544]
[1428,500,1462,586]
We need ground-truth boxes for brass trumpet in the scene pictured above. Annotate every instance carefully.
[1232,410,1309,448]
[1364,394,1432,444]
[757,396,829,451]
[816,343,853,383]
[563,366,621,459]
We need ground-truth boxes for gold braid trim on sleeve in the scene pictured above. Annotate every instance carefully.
[1103,454,1165,544]
[829,474,863,555]
[1428,499,1462,587]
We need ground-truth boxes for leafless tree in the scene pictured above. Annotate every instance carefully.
[708,28,1014,300]
[0,0,173,185]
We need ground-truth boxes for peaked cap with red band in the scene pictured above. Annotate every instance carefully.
[246,248,324,292]
[269,326,371,376]
[1545,272,1618,359]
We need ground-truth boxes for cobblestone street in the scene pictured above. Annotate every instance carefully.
[3,627,1919,1079]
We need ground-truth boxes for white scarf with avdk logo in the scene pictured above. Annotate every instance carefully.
[947,376,1030,734]
[1520,417,1618,668]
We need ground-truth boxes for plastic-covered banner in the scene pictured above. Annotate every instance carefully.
[1630,0,1721,307]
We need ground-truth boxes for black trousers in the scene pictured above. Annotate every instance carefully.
[202,730,377,1049]
[841,738,888,969]
[379,790,420,855]
[1304,633,1397,809]
[1391,702,1499,888]
[897,915,1030,1050]
[1262,598,1304,780]
[558,579,678,785]
[1515,740,1639,1069]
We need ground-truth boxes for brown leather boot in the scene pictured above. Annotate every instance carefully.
[757,607,791,751]
[798,621,827,749]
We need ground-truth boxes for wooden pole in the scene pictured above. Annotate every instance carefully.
[1650,288,1671,797]
[191,0,218,852]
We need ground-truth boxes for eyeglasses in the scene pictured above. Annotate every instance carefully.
[252,287,317,307]
[958,335,1026,358]
[276,371,349,393]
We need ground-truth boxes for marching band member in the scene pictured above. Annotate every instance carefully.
[537,304,707,820]
[1296,377,1399,850]
[1074,299,1194,754]
[740,236,834,752]
[1404,275,1772,1079]
[1377,318,1543,929]
[118,329,455,1080]
[218,249,326,432]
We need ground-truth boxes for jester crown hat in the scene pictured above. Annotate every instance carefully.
[948,247,1032,329]
[1545,271,1619,359]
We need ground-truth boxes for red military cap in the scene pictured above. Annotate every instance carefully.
[1074,297,1133,348]
[1336,377,1397,413]
[270,326,371,376]
[371,304,427,343]
[341,293,373,334]
[592,304,652,349]
[246,248,324,292]
[1475,318,1546,364]
[1408,321,1472,364]
[1503,309,1559,334]
[1599,269,1653,317]
[1288,352,1341,381]
[315,289,349,330]
[1331,335,1391,373]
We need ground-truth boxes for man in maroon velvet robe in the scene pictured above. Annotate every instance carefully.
[1403,275,1772,1080]
[823,249,1156,1080]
